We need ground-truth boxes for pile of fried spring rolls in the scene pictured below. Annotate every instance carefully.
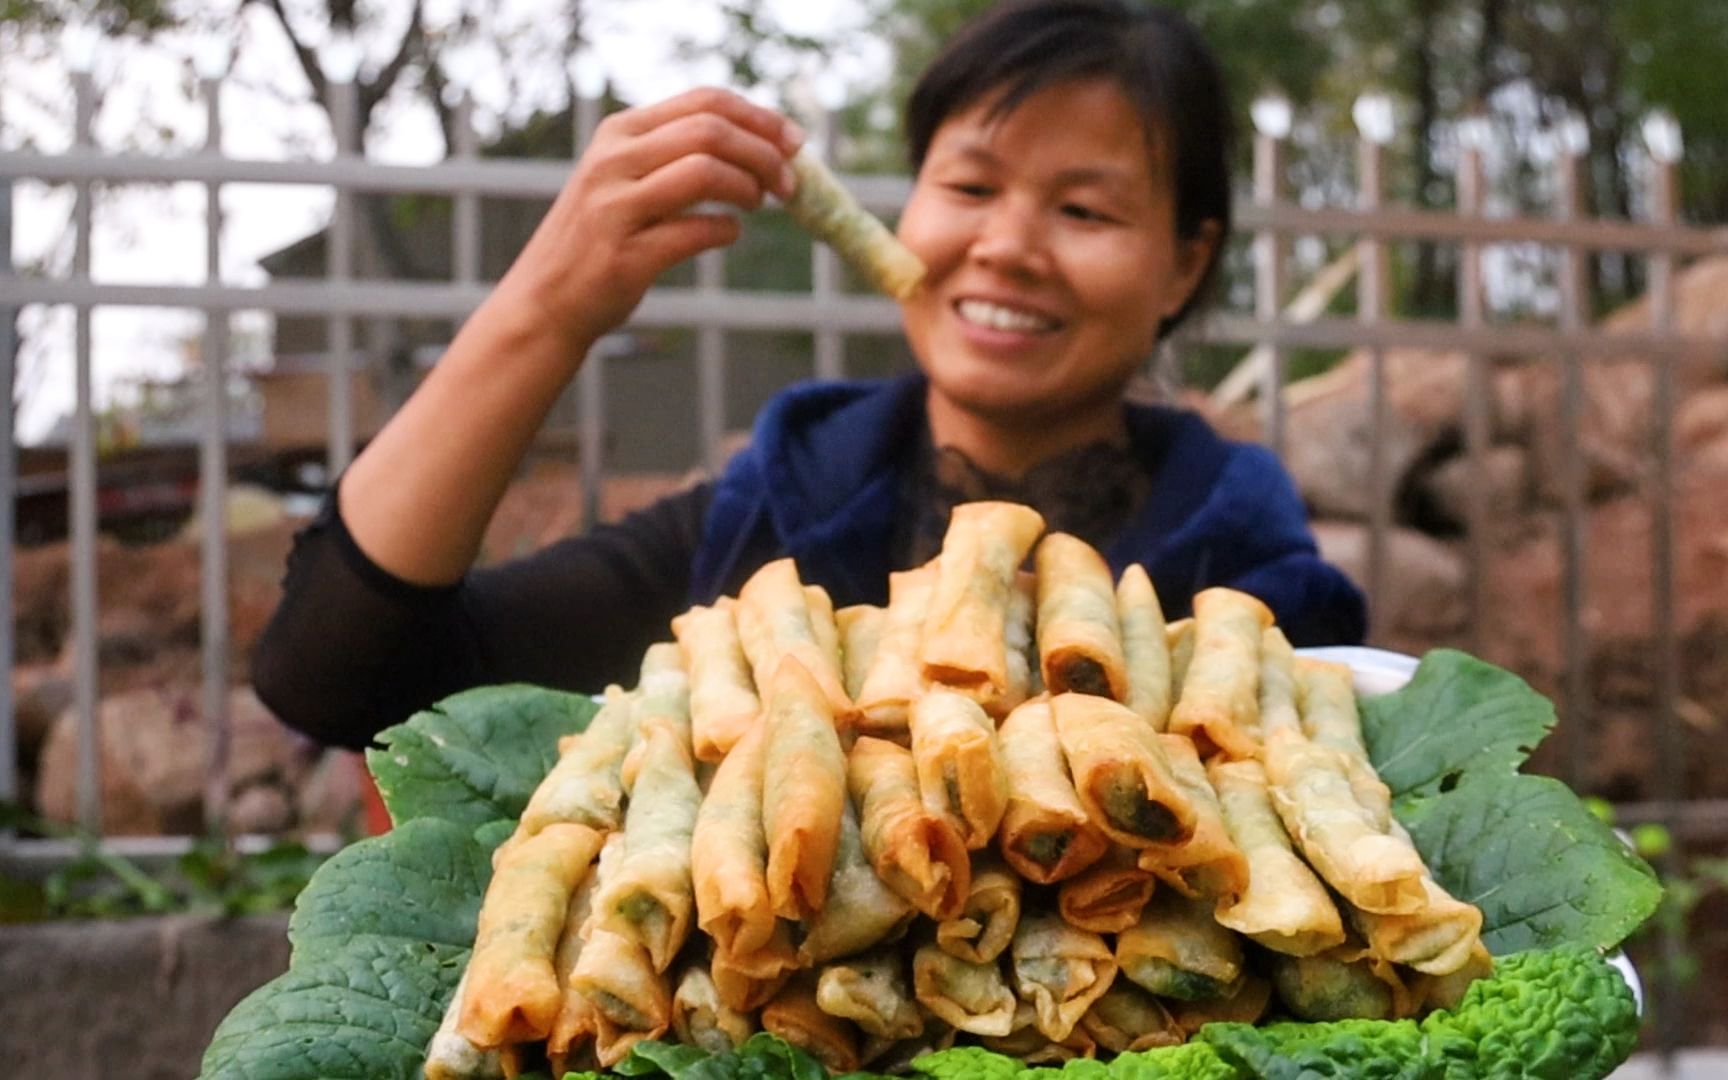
[424,501,1488,1078]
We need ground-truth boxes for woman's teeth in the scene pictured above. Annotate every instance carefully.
[956,299,1058,334]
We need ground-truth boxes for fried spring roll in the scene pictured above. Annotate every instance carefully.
[805,584,843,672]
[783,145,926,300]
[459,823,604,1048]
[1053,692,1197,848]
[1035,532,1129,700]
[912,942,1018,1036]
[1348,822,1484,976]
[1116,564,1173,729]
[633,642,692,746]
[1208,758,1345,957]
[1167,972,1273,1034]
[711,921,800,1013]
[546,865,600,1069]
[1168,618,1196,703]
[1269,943,1401,1022]
[672,965,755,1054]
[815,949,924,1040]
[1116,891,1245,1002]
[593,726,700,972]
[980,1002,1098,1064]
[762,656,848,921]
[860,1021,957,1073]
[847,735,971,919]
[920,501,1046,696]
[1257,626,1302,739]
[1168,588,1271,760]
[762,972,864,1075]
[569,837,673,1068]
[1296,657,1392,828]
[1264,727,1428,915]
[951,572,1038,718]
[798,795,916,966]
[425,968,503,1080]
[996,697,1109,884]
[1413,941,1494,1012]
[1010,912,1118,1041]
[520,688,634,834]
[673,599,762,763]
[935,856,1022,964]
[837,604,888,702]
[1137,734,1250,903]
[910,687,1009,849]
[691,720,775,957]
[738,558,854,720]
[1056,846,1155,934]
[1077,981,1185,1055]
[855,566,938,739]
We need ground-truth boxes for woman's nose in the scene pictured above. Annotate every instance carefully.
[968,198,1047,277]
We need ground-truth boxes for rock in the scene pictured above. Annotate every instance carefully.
[226,782,295,834]
[11,663,71,767]
[1311,521,1469,654]
[1415,444,1530,533]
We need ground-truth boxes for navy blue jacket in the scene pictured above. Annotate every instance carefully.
[691,374,1366,647]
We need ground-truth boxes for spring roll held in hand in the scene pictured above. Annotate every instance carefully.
[783,145,926,300]
[837,604,887,702]
[1010,912,1118,1041]
[910,688,1009,848]
[799,794,916,965]
[594,725,701,972]
[1137,734,1249,903]
[762,656,848,921]
[1169,588,1271,759]
[672,965,755,1054]
[936,856,1022,964]
[855,566,938,738]
[460,823,605,1048]
[521,687,634,834]
[921,501,1046,696]
[1058,845,1156,934]
[996,697,1108,884]
[913,942,1018,1036]
[426,967,504,1080]
[1208,758,1344,957]
[691,720,775,957]
[816,949,925,1040]
[738,558,853,720]
[1035,532,1129,700]
[672,600,760,763]
[1116,564,1172,729]
[1053,692,1197,847]
[848,735,970,919]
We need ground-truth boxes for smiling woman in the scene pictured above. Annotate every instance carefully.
[251,0,1367,753]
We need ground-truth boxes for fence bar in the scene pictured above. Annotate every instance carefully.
[452,94,481,285]
[812,108,844,383]
[325,77,358,477]
[70,71,101,833]
[1253,128,1287,456]
[573,93,605,529]
[1456,139,1490,656]
[0,170,14,809]
[198,75,231,831]
[1556,144,1590,790]
[1357,137,1389,624]
[697,250,726,473]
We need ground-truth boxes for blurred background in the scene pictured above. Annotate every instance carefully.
[1,0,1725,1076]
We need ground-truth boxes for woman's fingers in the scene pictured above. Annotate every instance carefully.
[609,109,797,204]
[622,153,769,230]
[634,213,744,269]
[609,86,803,157]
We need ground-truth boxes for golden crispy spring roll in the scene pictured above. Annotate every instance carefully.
[1257,626,1302,739]
[425,968,504,1080]
[546,865,600,1070]
[1057,845,1156,934]
[837,604,887,702]
[1053,692,1197,847]
[1137,734,1250,903]
[1167,972,1273,1035]
[855,566,937,739]
[1116,891,1245,1002]
[1269,943,1402,1022]
[633,642,691,745]
[1010,912,1118,1041]
[1168,618,1195,703]
[520,688,634,834]
[909,687,1009,849]
[798,794,916,965]
[935,855,1022,964]
[847,735,971,919]
[593,725,700,973]
[1296,657,1392,828]
[805,584,843,673]
[672,599,761,763]
[1208,758,1345,957]
[783,145,926,300]
[1078,980,1185,1055]
[691,720,775,957]
[920,501,1046,696]
[1264,727,1428,915]
[980,1002,1098,1064]
[762,972,863,1075]
[1035,532,1129,700]
[570,837,674,1068]
[1116,564,1173,729]
[912,942,1017,1036]
[1348,822,1485,976]
[459,823,604,1048]
[738,558,854,720]
[1168,588,1270,760]
[815,948,924,1041]
[672,965,755,1054]
[711,921,799,1013]
[1413,941,1494,1012]
[861,1021,957,1073]
[953,571,1039,718]
[762,656,848,921]
[996,697,1109,884]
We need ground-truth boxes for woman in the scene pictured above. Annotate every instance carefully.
[253,0,1365,750]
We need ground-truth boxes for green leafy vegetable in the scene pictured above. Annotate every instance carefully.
[367,683,597,829]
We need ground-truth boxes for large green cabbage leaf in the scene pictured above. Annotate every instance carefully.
[199,652,1657,1080]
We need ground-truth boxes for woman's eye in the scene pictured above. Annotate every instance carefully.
[949,183,993,198]
[1061,203,1112,223]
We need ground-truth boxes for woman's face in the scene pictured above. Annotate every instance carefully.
[897,78,1216,432]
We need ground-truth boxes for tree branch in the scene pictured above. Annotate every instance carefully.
[247,0,327,107]
[359,0,426,124]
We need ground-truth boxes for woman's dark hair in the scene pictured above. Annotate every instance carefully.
[905,0,1234,337]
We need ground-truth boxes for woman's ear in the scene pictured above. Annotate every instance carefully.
[1165,218,1224,319]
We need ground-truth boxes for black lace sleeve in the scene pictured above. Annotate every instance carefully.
[251,481,713,750]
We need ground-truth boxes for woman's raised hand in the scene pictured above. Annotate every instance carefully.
[500,87,804,349]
